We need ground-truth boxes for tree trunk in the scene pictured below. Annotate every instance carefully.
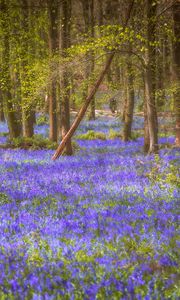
[0,97,5,122]
[172,2,180,147]
[47,0,59,142]
[1,1,21,139]
[81,0,96,120]
[52,0,134,159]
[144,0,158,154]
[21,0,34,138]
[52,53,114,159]
[144,81,150,152]
[123,50,134,141]
[60,0,73,154]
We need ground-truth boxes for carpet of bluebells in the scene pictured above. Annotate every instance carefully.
[0,116,179,299]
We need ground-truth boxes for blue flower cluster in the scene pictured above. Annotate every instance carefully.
[0,118,179,299]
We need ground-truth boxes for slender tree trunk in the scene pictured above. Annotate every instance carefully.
[81,0,96,120]
[60,0,73,154]
[47,0,59,142]
[144,78,150,152]
[172,2,180,146]
[0,97,5,122]
[144,0,158,153]
[123,50,135,141]
[1,1,21,139]
[21,0,34,138]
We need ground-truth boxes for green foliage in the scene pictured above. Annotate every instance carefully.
[36,114,48,126]
[108,129,122,139]
[0,132,8,137]
[11,135,58,150]
[0,193,9,205]
[147,155,180,188]
[75,130,106,140]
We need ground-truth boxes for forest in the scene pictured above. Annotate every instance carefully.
[0,0,179,299]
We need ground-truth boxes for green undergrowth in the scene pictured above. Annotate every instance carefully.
[75,130,106,140]
[11,135,58,150]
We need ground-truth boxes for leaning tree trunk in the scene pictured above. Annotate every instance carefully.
[172,2,180,147]
[52,53,114,159]
[52,0,135,160]
[123,48,135,141]
[144,0,158,154]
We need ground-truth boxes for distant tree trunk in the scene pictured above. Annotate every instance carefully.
[144,80,150,152]
[47,0,59,142]
[122,97,127,122]
[97,0,103,26]
[172,2,180,147]
[0,98,5,122]
[123,50,135,141]
[60,0,73,154]
[144,0,158,153]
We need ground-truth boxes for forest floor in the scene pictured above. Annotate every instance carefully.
[0,115,179,299]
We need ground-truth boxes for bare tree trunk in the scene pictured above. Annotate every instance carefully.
[81,0,96,120]
[0,97,5,122]
[144,0,158,154]
[144,80,150,152]
[47,0,59,142]
[123,49,134,141]
[21,0,34,138]
[60,0,73,155]
[172,2,180,146]
[1,0,21,139]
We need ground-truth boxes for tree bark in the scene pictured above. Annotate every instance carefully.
[0,97,5,122]
[1,1,21,139]
[172,2,180,146]
[47,0,59,142]
[123,49,135,141]
[144,0,158,153]
[60,0,73,155]
[21,0,34,138]
[81,0,96,120]
[144,81,150,152]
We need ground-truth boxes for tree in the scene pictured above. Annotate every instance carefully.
[144,0,159,153]
[21,0,35,138]
[0,0,21,139]
[123,47,135,141]
[172,1,180,146]
[47,0,59,142]
[60,0,73,155]
[52,0,135,159]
